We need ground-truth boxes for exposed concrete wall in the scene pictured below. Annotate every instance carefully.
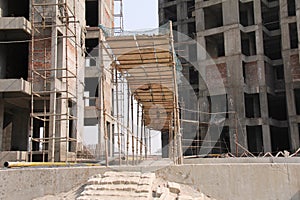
[0,166,109,200]
[156,164,300,200]
[1,163,300,200]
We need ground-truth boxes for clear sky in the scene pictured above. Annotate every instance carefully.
[123,0,158,30]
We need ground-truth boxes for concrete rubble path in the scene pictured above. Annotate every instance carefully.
[77,171,155,200]
[76,171,216,200]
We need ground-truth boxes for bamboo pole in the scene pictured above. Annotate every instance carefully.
[126,85,130,165]
[131,94,135,165]
[140,108,144,161]
[136,103,140,165]
[144,120,147,159]
[115,68,121,165]
[169,21,183,164]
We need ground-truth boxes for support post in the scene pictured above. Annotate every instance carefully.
[169,21,183,164]
[126,84,130,165]
[115,67,121,165]
[140,108,144,160]
[131,94,135,165]
[136,103,140,164]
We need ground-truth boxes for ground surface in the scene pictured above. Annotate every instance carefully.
[34,171,215,200]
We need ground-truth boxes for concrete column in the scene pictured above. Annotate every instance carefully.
[0,98,3,151]
[289,123,300,151]
[222,0,239,25]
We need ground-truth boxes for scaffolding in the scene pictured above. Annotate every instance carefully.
[29,0,79,162]
[99,21,183,165]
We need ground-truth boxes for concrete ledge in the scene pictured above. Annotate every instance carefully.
[1,163,300,200]
[0,79,31,94]
[156,163,300,200]
[0,17,31,34]
[183,157,300,164]
[84,106,98,119]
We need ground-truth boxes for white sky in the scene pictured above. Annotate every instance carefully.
[123,0,158,30]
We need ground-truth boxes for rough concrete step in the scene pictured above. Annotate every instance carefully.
[77,171,155,200]
[77,196,149,200]
[101,176,140,184]
[81,190,150,198]
[103,171,142,177]
[85,184,138,191]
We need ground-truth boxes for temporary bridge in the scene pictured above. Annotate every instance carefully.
[99,22,183,165]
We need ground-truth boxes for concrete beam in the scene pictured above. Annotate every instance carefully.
[0,79,31,94]
[0,17,31,34]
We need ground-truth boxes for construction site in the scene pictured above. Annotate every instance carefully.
[1,0,300,199]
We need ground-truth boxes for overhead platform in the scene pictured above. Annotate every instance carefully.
[100,22,183,164]
[102,30,178,131]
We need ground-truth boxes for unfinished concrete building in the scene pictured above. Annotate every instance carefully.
[0,0,86,162]
[159,0,300,156]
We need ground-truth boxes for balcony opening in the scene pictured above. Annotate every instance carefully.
[288,0,296,16]
[204,3,223,29]
[86,0,99,27]
[6,0,29,20]
[2,43,29,80]
[247,125,263,155]
[189,66,199,85]
[245,93,261,118]
[239,1,254,27]
[275,65,284,80]
[187,1,195,18]
[271,126,290,152]
[84,77,98,106]
[289,23,298,49]
[85,39,98,67]
[164,5,177,22]
[294,89,300,115]
[263,33,282,60]
[241,31,256,56]
[188,22,196,39]
[268,93,287,120]
[220,126,230,153]
[205,33,225,58]
[261,2,279,31]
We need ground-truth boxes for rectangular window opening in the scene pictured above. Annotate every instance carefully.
[268,93,288,120]
[245,93,261,118]
[241,31,256,56]
[205,33,225,58]
[204,3,223,30]
[246,125,263,155]
[86,1,99,27]
[239,1,254,27]
[289,23,298,49]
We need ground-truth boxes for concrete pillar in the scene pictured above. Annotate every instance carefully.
[0,98,3,151]
[222,0,239,25]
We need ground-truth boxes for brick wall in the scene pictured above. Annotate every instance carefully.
[290,54,300,81]
[244,61,258,87]
[206,63,227,89]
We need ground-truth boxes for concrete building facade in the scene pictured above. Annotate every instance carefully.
[159,0,300,155]
[0,0,91,162]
